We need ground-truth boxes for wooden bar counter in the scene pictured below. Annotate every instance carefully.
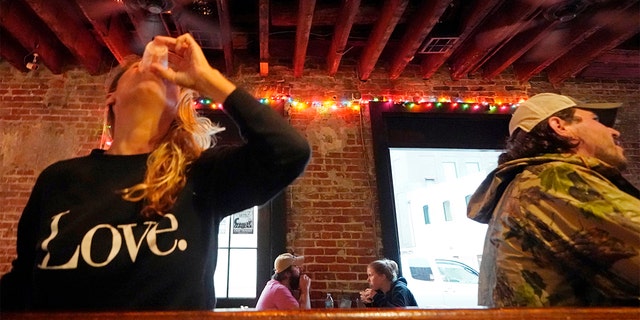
[2,307,638,320]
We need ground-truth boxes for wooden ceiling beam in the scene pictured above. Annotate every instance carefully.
[388,0,452,79]
[216,0,234,75]
[125,10,162,51]
[420,0,504,79]
[595,49,640,65]
[160,12,180,38]
[358,0,409,81]
[326,0,361,76]
[24,0,107,75]
[271,2,378,26]
[75,0,134,65]
[1,0,638,82]
[547,17,640,84]
[593,48,640,65]
[448,1,543,80]
[0,27,31,72]
[579,49,640,80]
[0,0,66,74]
[259,0,269,76]
[128,10,147,50]
[514,0,638,82]
[293,0,316,77]
[481,16,560,80]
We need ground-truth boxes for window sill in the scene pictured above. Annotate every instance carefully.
[2,307,637,320]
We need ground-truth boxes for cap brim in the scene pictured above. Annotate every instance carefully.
[591,108,619,128]
[576,102,621,128]
[577,102,622,109]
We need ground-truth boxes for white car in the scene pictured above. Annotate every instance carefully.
[400,254,480,308]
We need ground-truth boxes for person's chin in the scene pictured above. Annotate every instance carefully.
[615,156,628,171]
[602,153,627,171]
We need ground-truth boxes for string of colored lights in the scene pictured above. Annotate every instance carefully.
[195,95,523,114]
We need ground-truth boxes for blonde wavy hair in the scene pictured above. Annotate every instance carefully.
[106,57,221,218]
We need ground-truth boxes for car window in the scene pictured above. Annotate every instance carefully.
[409,266,434,281]
[437,261,478,284]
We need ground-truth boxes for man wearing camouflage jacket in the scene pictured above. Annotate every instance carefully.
[467,93,639,307]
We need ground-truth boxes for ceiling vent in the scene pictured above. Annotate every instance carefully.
[419,37,458,54]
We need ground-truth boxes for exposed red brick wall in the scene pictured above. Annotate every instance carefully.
[1,61,638,307]
[0,64,108,273]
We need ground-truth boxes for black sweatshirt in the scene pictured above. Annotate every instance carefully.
[0,89,311,311]
[367,277,418,308]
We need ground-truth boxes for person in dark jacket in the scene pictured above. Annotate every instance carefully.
[0,33,310,311]
[359,258,418,308]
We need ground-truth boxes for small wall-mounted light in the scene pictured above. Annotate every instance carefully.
[26,53,39,71]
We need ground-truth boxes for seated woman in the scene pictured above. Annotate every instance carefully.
[359,258,418,308]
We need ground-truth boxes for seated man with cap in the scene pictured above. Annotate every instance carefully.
[467,93,640,307]
[255,253,311,310]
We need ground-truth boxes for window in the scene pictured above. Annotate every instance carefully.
[442,200,453,222]
[370,101,509,308]
[436,260,479,284]
[410,266,434,281]
[442,162,458,181]
[423,205,430,224]
[389,148,500,307]
[215,207,259,299]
